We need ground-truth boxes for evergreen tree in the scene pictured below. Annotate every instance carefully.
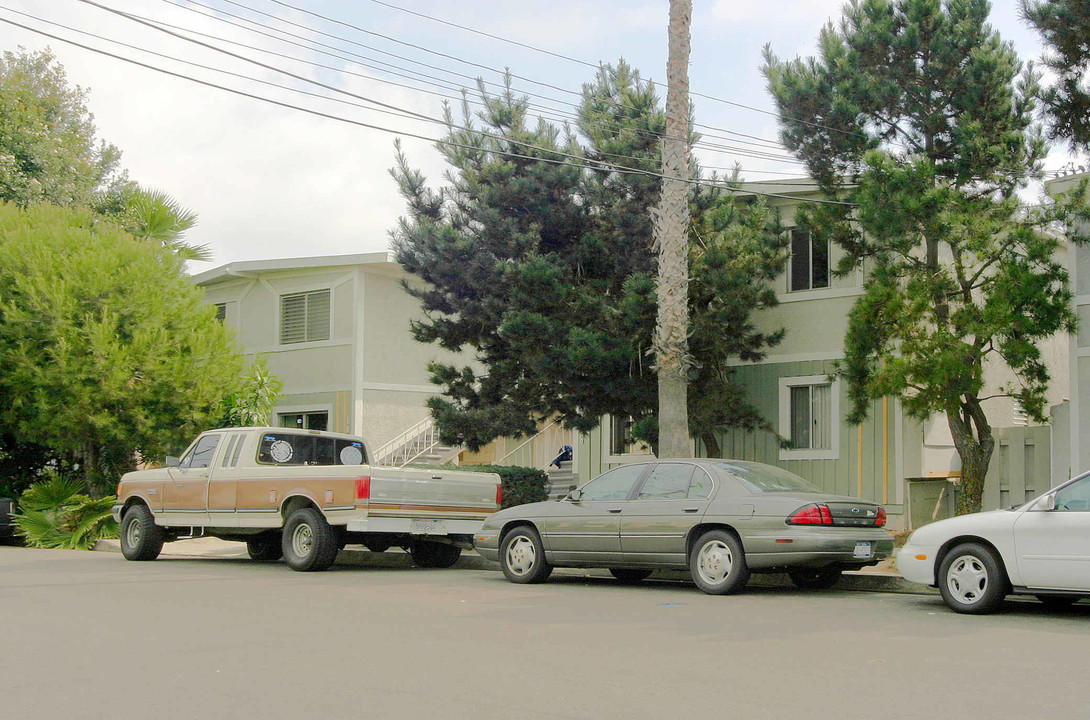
[1022,0,1090,152]
[0,203,244,495]
[0,48,125,207]
[392,64,787,455]
[764,0,1076,514]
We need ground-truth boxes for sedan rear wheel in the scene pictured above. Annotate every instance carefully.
[499,525,553,584]
[938,542,1008,614]
[690,530,749,595]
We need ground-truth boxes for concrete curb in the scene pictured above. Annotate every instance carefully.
[94,538,936,595]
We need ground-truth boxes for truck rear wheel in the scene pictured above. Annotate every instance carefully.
[120,504,164,561]
[282,508,339,572]
[410,541,461,568]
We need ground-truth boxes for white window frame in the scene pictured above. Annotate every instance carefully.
[275,403,335,432]
[779,375,840,460]
[278,288,331,345]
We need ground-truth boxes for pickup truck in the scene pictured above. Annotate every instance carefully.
[111,427,501,571]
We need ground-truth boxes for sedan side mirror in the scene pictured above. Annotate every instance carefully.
[164,456,180,468]
[1037,494,1056,511]
[568,488,582,502]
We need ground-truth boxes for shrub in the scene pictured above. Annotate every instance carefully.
[12,475,119,550]
[460,465,549,509]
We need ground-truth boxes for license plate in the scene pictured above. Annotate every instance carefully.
[853,541,872,559]
[410,518,445,535]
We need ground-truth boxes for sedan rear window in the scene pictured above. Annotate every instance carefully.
[714,462,820,494]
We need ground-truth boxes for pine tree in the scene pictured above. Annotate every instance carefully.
[764,0,1075,514]
[1022,0,1090,152]
[392,64,787,455]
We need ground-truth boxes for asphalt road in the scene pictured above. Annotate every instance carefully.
[2,546,1087,720]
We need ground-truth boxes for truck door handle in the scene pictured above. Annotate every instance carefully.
[607,508,622,513]
[683,507,700,513]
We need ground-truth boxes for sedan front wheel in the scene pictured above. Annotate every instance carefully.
[938,542,1008,614]
[690,530,749,595]
[499,525,553,584]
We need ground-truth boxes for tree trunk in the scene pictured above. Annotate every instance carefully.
[946,399,995,515]
[699,431,722,459]
[652,0,693,459]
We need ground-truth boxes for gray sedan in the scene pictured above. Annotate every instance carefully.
[474,459,894,594]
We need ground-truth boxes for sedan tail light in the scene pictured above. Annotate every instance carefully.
[788,502,887,527]
[787,503,834,525]
[495,483,503,508]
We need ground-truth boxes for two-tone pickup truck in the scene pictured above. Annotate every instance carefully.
[112,427,501,572]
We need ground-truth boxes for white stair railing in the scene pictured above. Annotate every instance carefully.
[373,416,442,467]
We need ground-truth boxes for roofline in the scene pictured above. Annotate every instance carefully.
[192,251,398,286]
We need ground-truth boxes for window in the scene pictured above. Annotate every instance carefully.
[280,412,328,431]
[257,432,367,466]
[716,461,821,494]
[610,416,632,456]
[789,228,829,292]
[214,303,227,322]
[779,376,839,460]
[280,289,330,344]
[637,463,696,500]
[1053,475,1090,511]
[609,415,651,456]
[579,464,647,501]
[180,434,220,469]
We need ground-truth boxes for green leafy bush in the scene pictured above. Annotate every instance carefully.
[12,475,119,550]
[460,465,549,509]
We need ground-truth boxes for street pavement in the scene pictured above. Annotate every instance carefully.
[3,545,1086,720]
[94,536,934,595]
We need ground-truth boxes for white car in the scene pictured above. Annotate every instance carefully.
[899,471,1090,614]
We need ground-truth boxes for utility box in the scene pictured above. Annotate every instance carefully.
[907,477,957,530]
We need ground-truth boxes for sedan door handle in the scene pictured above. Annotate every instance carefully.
[682,507,700,513]
[607,508,622,513]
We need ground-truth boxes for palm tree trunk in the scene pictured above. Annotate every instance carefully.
[653,0,693,459]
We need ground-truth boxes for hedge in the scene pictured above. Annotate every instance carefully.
[458,464,549,509]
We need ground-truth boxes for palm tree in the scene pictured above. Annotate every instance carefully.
[121,186,210,262]
[652,0,693,458]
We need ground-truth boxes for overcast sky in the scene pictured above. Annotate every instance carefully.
[0,0,1059,273]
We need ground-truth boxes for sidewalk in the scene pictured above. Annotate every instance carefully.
[95,538,935,595]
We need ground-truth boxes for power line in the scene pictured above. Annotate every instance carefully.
[82,0,807,173]
[226,0,796,154]
[0,11,850,205]
[143,0,805,166]
[356,0,870,142]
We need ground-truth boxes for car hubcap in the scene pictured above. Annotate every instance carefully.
[126,520,141,548]
[506,536,536,576]
[697,540,732,585]
[292,523,313,557]
[947,554,987,605]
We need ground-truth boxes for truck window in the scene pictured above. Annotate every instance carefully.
[257,433,367,466]
[180,435,220,469]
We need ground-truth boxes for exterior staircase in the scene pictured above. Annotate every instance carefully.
[546,460,578,499]
[372,417,462,468]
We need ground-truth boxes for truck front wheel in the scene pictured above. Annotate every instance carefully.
[120,504,164,561]
[282,508,339,572]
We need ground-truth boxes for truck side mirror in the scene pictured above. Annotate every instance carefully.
[164,456,180,468]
